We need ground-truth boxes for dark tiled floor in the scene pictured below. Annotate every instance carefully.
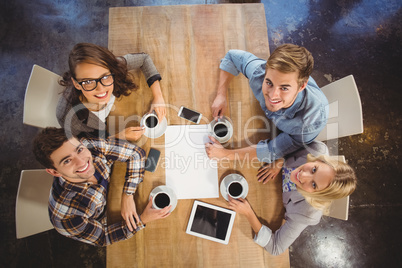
[1,0,401,267]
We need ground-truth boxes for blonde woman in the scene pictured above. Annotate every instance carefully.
[228,141,357,255]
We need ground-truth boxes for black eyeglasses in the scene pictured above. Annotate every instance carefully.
[75,74,114,91]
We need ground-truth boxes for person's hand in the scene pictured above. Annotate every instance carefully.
[257,159,284,184]
[211,94,227,120]
[149,95,166,121]
[116,126,145,142]
[121,193,140,232]
[227,197,253,216]
[205,136,229,160]
[140,197,171,224]
[228,196,262,234]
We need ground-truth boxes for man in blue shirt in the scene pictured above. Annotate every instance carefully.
[205,44,328,182]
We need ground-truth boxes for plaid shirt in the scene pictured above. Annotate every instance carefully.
[48,137,146,246]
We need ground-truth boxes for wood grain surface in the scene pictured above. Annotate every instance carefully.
[107,4,289,267]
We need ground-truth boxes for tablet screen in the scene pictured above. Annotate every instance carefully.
[186,200,236,244]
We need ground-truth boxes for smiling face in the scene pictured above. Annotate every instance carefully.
[72,62,114,105]
[46,138,95,183]
[290,161,335,193]
[262,68,307,112]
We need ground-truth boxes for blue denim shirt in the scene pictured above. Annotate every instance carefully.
[220,50,328,163]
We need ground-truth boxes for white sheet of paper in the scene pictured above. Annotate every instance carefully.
[164,124,219,199]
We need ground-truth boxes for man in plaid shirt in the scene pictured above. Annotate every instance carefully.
[33,127,171,246]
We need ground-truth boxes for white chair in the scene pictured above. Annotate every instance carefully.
[316,75,363,141]
[327,155,350,220]
[23,64,64,128]
[16,170,54,238]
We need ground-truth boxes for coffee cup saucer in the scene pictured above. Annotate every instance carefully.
[208,116,233,143]
[220,174,249,201]
[141,116,168,139]
[149,185,177,212]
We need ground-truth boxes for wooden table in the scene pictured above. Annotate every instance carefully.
[107,4,289,267]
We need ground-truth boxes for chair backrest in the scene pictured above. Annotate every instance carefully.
[327,155,350,220]
[16,170,54,238]
[23,65,64,128]
[316,75,363,141]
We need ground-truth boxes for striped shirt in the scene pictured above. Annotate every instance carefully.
[48,137,146,246]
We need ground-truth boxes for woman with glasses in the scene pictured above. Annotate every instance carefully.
[57,43,165,141]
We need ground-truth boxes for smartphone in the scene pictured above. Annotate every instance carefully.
[145,148,161,172]
[178,106,202,124]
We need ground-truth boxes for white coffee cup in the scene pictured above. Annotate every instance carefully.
[142,112,159,129]
[227,180,244,199]
[209,116,233,143]
[220,173,248,201]
[149,185,177,212]
[152,191,171,209]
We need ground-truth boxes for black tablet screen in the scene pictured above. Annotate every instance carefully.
[190,205,231,240]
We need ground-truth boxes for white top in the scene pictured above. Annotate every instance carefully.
[91,95,116,123]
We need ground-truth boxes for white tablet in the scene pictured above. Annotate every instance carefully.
[186,200,236,245]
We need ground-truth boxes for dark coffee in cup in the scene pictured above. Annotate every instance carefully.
[228,182,243,198]
[145,115,158,128]
[214,123,228,138]
[154,192,170,208]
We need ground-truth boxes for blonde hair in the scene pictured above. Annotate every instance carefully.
[297,154,357,215]
[266,43,314,87]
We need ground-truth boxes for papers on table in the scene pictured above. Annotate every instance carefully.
[164,124,219,199]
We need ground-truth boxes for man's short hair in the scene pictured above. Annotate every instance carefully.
[266,43,314,87]
[33,127,71,169]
